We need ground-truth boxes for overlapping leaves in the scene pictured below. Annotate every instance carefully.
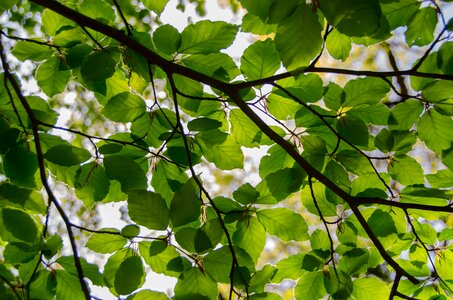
[0,0,452,299]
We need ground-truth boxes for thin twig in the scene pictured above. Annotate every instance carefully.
[168,73,247,299]
[0,38,91,300]
[112,0,133,36]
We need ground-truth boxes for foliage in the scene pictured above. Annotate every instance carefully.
[0,0,453,299]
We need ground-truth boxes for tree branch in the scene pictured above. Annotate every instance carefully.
[0,38,91,300]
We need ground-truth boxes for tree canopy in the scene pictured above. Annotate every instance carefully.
[1,0,453,299]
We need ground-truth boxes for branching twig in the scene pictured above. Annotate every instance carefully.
[308,176,339,281]
[404,209,453,294]
[0,38,91,300]
[389,272,402,300]
[273,82,395,197]
[112,0,133,36]
[168,73,247,299]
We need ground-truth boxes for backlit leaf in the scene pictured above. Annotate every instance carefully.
[114,256,144,295]
[275,4,323,69]
[179,20,238,54]
[103,92,146,122]
[44,144,91,166]
[103,155,147,192]
[86,228,127,253]
[418,109,453,153]
[174,267,218,300]
[257,208,308,241]
[405,7,437,46]
[128,190,170,230]
[170,178,201,227]
[319,0,382,37]
[241,39,280,80]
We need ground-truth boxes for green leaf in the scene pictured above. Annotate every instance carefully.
[183,53,240,81]
[41,8,75,36]
[56,270,86,300]
[81,51,116,82]
[310,229,330,255]
[142,0,169,15]
[272,254,305,283]
[249,265,277,293]
[265,166,305,201]
[422,80,453,102]
[204,246,233,283]
[197,130,244,170]
[338,248,370,275]
[121,224,140,238]
[389,155,424,185]
[233,216,266,262]
[78,0,115,23]
[75,162,110,205]
[26,96,59,126]
[36,57,70,97]
[257,208,308,241]
[240,0,276,21]
[233,183,260,205]
[114,256,144,295]
[153,24,181,55]
[326,29,351,61]
[319,0,382,37]
[86,229,127,253]
[241,39,280,80]
[3,242,39,263]
[104,249,134,287]
[275,4,323,69]
[367,209,397,237]
[301,135,327,171]
[188,118,222,132]
[174,267,218,300]
[426,169,453,188]
[12,41,54,61]
[294,271,326,300]
[266,92,301,120]
[44,144,91,166]
[352,277,390,299]
[103,155,147,192]
[381,0,420,30]
[174,227,212,253]
[389,100,424,130]
[179,20,238,54]
[405,7,437,46]
[277,74,324,103]
[335,150,374,176]
[0,183,45,214]
[151,160,188,202]
[418,109,453,153]
[437,42,453,76]
[337,116,369,147]
[128,190,170,230]
[259,145,294,178]
[103,92,146,122]
[324,160,351,192]
[170,178,201,227]
[2,208,37,243]
[241,13,277,35]
[0,0,18,11]
[140,241,191,277]
[343,77,390,106]
[128,290,170,300]
[300,182,338,217]
[3,143,38,188]
[56,256,104,286]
